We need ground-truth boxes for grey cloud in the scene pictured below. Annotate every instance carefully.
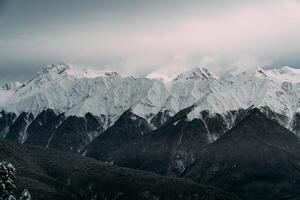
[0,0,300,82]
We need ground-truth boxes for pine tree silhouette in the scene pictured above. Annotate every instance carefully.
[0,162,31,200]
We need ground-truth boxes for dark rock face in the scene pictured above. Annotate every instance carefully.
[1,109,104,153]
[1,106,300,199]
[150,109,173,128]
[87,106,210,176]
[86,106,252,177]
[193,108,253,141]
[260,106,290,127]
[113,118,210,176]
[201,111,229,139]
[25,109,65,147]
[6,112,34,143]
[185,109,300,200]
[2,105,300,182]
[0,140,238,200]
[0,111,16,138]
[86,109,153,161]
[48,113,104,153]
[1,105,297,155]
[291,112,300,136]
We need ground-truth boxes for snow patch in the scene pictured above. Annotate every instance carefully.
[130,115,137,121]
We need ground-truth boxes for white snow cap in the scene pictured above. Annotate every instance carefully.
[1,63,300,131]
[36,62,120,79]
[173,67,218,81]
[1,82,22,90]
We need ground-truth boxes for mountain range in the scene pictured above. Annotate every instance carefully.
[1,63,300,199]
[1,63,300,149]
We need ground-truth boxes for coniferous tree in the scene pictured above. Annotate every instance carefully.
[19,189,31,200]
[0,162,31,200]
[0,161,16,200]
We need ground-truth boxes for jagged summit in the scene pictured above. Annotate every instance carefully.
[211,106,300,148]
[227,66,300,82]
[173,67,218,81]
[270,66,300,75]
[263,66,300,83]
[33,62,120,80]
[37,62,70,75]
[1,82,22,90]
[186,107,300,199]
[1,63,300,137]
[0,82,19,106]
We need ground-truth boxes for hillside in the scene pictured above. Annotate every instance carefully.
[0,140,238,200]
[186,109,300,200]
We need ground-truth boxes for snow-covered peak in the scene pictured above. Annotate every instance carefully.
[34,62,120,80]
[1,82,22,91]
[271,66,300,74]
[229,66,300,83]
[263,66,300,83]
[173,68,218,81]
[65,65,120,79]
[2,63,300,135]
[186,66,300,129]
[0,82,22,106]
[224,67,266,83]
[36,62,70,76]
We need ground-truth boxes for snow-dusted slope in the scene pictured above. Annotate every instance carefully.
[0,63,170,128]
[0,82,21,106]
[1,63,300,133]
[0,89,14,106]
[187,67,300,132]
[162,68,223,115]
[0,63,225,128]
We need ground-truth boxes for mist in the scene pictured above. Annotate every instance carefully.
[0,0,300,82]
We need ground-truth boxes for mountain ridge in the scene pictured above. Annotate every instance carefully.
[1,63,300,152]
[185,108,300,200]
[0,63,300,121]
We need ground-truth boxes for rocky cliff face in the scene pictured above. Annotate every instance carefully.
[1,63,300,176]
[1,63,300,199]
[186,109,300,200]
[86,106,250,176]
[2,64,300,137]
[1,109,104,153]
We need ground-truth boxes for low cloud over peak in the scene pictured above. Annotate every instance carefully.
[0,0,300,82]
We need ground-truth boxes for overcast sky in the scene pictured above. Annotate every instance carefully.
[1,0,300,82]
